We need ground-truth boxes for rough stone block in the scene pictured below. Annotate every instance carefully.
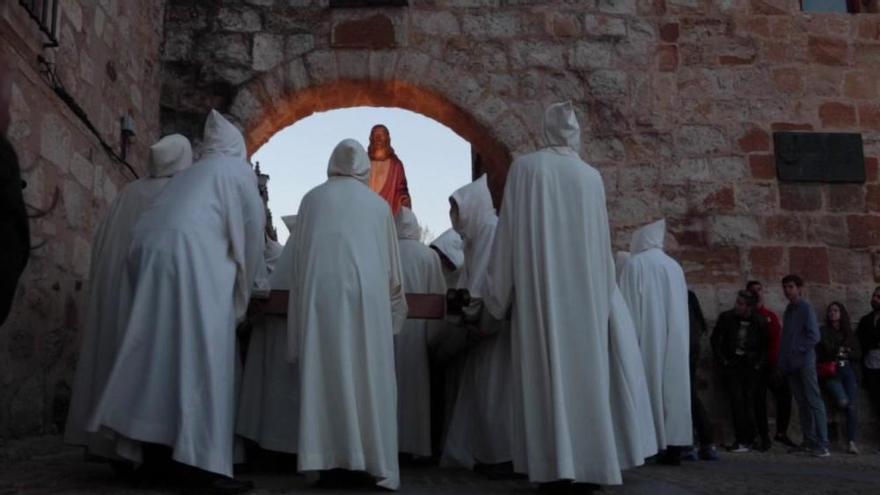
[847,215,880,248]
[708,215,762,246]
[750,0,793,15]
[844,71,878,100]
[819,102,857,128]
[807,214,850,248]
[588,70,627,96]
[252,34,285,71]
[412,11,460,37]
[749,246,786,282]
[658,45,678,72]
[735,183,778,215]
[659,22,679,43]
[762,214,806,242]
[789,246,831,285]
[859,104,880,131]
[462,13,521,39]
[304,50,339,85]
[569,41,613,70]
[678,247,742,284]
[200,33,252,66]
[675,125,728,156]
[584,15,627,38]
[771,67,803,94]
[737,127,770,153]
[779,184,822,212]
[827,185,866,213]
[216,7,262,32]
[40,114,72,171]
[809,36,850,67]
[749,154,776,180]
[829,247,872,285]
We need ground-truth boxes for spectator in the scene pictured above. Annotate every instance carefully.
[687,290,718,460]
[856,287,880,449]
[711,290,768,453]
[817,302,860,454]
[779,274,829,457]
[747,280,795,449]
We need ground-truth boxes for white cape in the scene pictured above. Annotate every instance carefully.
[64,177,170,458]
[442,175,512,469]
[619,219,692,449]
[289,139,406,490]
[394,208,446,457]
[484,101,648,484]
[65,134,192,458]
[236,219,299,454]
[88,112,266,476]
[430,228,466,289]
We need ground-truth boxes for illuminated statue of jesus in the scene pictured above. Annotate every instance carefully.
[368,124,411,216]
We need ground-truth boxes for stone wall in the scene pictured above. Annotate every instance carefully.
[0,0,165,437]
[160,0,880,444]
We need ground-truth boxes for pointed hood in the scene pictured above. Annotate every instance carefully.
[148,133,192,178]
[450,174,495,242]
[395,207,421,241]
[430,228,464,270]
[282,214,297,235]
[200,109,247,161]
[629,219,666,254]
[327,138,371,185]
[543,101,581,152]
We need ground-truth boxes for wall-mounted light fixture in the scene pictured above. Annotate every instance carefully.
[120,114,135,160]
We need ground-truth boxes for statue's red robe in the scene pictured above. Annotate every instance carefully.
[370,154,411,216]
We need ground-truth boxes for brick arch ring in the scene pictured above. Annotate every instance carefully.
[228,77,516,206]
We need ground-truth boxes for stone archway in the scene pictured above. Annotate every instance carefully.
[218,52,534,205]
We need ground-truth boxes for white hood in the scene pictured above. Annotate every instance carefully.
[148,133,192,178]
[629,219,666,254]
[543,101,581,152]
[395,207,421,241]
[430,228,464,270]
[328,138,371,185]
[281,214,297,235]
[200,109,247,161]
[450,174,495,243]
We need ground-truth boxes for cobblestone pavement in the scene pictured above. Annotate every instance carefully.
[1,437,880,494]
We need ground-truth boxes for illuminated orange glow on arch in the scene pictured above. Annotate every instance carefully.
[242,80,512,204]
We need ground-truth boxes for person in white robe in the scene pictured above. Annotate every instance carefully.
[483,101,648,487]
[441,175,512,471]
[429,228,465,290]
[288,139,407,490]
[618,218,693,459]
[236,215,300,455]
[394,207,446,459]
[64,134,193,459]
[87,110,266,488]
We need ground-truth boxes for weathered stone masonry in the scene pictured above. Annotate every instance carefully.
[2,0,880,443]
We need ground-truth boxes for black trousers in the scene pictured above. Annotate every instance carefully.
[755,368,792,439]
[690,359,714,446]
[864,368,880,443]
[723,365,758,445]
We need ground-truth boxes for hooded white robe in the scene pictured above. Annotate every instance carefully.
[484,101,645,485]
[87,110,266,476]
[441,175,512,469]
[64,134,193,458]
[430,228,465,290]
[619,219,692,450]
[236,216,300,454]
[394,208,446,457]
[288,139,407,490]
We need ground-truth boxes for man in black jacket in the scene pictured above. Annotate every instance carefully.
[712,290,769,452]
[0,58,30,326]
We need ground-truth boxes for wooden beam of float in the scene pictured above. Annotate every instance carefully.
[249,290,446,320]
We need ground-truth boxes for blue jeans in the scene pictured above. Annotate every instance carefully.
[821,364,859,442]
[787,363,829,449]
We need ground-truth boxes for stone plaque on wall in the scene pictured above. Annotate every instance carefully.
[773,132,865,183]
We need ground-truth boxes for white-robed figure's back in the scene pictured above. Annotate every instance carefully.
[484,101,651,485]
[87,110,266,476]
[236,215,300,454]
[394,208,446,458]
[441,175,512,469]
[65,134,193,458]
[430,228,465,290]
[619,219,692,451]
[289,139,407,490]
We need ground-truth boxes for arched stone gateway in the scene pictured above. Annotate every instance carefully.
[227,76,515,205]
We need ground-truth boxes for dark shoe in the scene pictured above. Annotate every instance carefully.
[657,449,681,466]
[698,446,719,461]
[774,433,796,447]
[811,447,831,458]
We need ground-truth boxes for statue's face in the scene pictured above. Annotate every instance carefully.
[370,126,390,149]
